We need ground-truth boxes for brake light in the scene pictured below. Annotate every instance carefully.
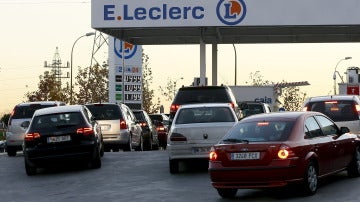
[302,106,309,111]
[170,104,180,113]
[157,126,165,131]
[120,119,127,129]
[76,128,94,136]
[325,100,338,104]
[230,102,236,109]
[209,147,217,161]
[170,133,187,141]
[355,104,360,113]
[140,122,147,127]
[25,133,40,141]
[277,145,295,159]
[257,122,269,126]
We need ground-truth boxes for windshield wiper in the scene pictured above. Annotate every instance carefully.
[222,138,249,144]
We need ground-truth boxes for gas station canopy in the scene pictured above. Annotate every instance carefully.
[92,0,360,45]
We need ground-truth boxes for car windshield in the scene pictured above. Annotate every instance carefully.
[308,100,359,122]
[222,121,295,142]
[86,105,122,120]
[31,112,83,129]
[175,107,235,124]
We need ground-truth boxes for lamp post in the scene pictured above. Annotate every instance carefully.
[333,56,352,95]
[233,44,237,86]
[70,32,95,104]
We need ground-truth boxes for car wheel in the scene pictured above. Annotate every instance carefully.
[303,161,318,195]
[7,147,17,157]
[144,134,152,151]
[347,146,360,177]
[169,159,179,174]
[25,160,37,176]
[123,136,132,152]
[91,147,102,169]
[135,135,144,151]
[100,140,105,157]
[216,188,237,198]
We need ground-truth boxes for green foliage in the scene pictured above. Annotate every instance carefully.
[75,62,109,104]
[142,53,160,114]
[1,113,10,127]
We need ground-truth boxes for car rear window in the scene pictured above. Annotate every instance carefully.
[133,111,145,121]
[12,104,57,119]
[174,88,230,104]
[223,121,295,142]
[31,112,83,129]
[307,100,359,122]
[175,107,235,124]
[85,104,122,120]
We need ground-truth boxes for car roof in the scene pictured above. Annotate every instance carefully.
[239,111,322,122]
[15,101,65,106]
[178,103,234,109]
[306,95,360,102]
[33,105,84,116]
[179,85,230,90]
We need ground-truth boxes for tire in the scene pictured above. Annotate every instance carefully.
[216,188,237,198]
[347,146,360,177]
[91,147,102,169]
[25,160,37,176]
[135,135,144,151]
[123,136,132,152]
[144,134,152,151]
[7,147,17,157]
[169,159,179,174]
[303,161,318,195]
[100,140,105,157]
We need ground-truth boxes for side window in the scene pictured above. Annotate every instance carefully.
[304,116,322,138]
[83,107,92,122]
[315,115,338,136]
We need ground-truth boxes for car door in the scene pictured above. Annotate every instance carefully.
[315,115,355,170]
[305,116,336,175]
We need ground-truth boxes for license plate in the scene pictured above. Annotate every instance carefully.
[231,152,260,160]
[192,147,211,154]
[100,125,111,131]
[47,135,71,143]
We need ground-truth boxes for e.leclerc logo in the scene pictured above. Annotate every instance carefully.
[114,38,137,59]
[216,0,247,25]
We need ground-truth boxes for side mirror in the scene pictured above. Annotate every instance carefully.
[340,126,350,134]
[21,121,30,128]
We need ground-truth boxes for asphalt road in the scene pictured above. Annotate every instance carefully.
[1,150,360,202]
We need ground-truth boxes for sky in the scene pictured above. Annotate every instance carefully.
[1,0,360,115]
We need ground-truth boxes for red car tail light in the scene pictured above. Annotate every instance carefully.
[157,126,165,131]
[209,147,217,161]
[76,127,94,136]
[140,122,147,127]
[170,133,187,141]
[120,119,127,129]
[25,132,40,141]
[302,106,309,111]
[355,104,360,113]
[277,145,295,159]
[229,102,236,110]
[170,104,180,114]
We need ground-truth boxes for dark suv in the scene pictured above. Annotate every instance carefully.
[170,85,240,120]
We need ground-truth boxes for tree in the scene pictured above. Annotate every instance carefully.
[1,113,10,127]
[247,71,306,111]
[158,77,184,103]
[142,53,160,114]
[25,70,68,102]
[75,62,109,104]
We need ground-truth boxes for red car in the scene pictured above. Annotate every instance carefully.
[209,111,360,198]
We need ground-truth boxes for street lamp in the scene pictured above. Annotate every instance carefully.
[333,56,352,95]
[233,44,237,85]
[70,32,95,104]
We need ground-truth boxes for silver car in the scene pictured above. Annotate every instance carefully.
[85,103,144,152]
[6,101,65,156]
[303,95,360,134]
[168,103,238,174]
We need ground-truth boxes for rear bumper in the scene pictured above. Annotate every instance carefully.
[24,142,97,167]
[209,161,303,189]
